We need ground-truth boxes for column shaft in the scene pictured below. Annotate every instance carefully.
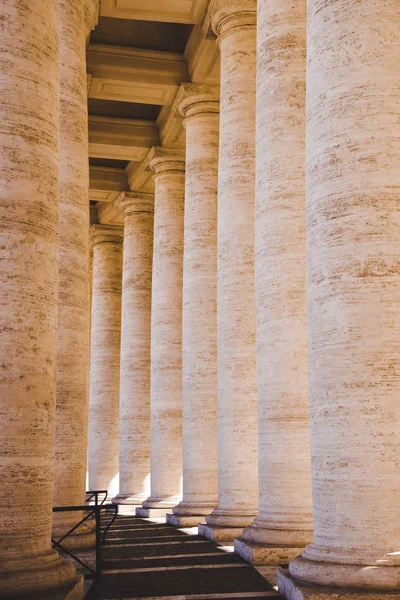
[53,0,93,549]
[286,0,400,594]
[0,0,76,597]
[167,88,219,528]
[235,0,313,565]
[200,1,258,543]
[139,149,185,518]
[88,226,123,498]
[113,192,154,512]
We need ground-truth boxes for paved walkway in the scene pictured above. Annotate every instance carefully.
[85,515,283,600]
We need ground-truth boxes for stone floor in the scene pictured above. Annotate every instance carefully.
[84,515,283,600]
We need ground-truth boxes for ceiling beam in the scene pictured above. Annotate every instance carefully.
[87,44,189,106]
[89,115,159,161]
[99,0,208,25]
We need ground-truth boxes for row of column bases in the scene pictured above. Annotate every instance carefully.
[1,0,400,599]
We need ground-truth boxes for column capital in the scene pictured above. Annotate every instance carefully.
[114,191,154,216]
[147,147,186,178]
[179,85,220,125]
[90,224,123,246]
[211,0,256,43]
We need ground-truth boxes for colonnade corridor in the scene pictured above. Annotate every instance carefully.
[85,515,282,600]
[1,0,400,599]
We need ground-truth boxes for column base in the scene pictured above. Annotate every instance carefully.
[234,537,304,565]
[0,551,76,600]
[199,507,256,541]
[20,575,84,600]
[290,555,400,591]
[52,520,95,550]
[113,494,146,515]
[198,522,245,542]
[136,506,170,518]
[166,513,202,527]
[167,500,217,527]
[278,569,400,600]
[138,495,182,518]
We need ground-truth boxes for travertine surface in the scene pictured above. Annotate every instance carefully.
[289,0,400,591]
[170,87,219,525]
[113,192,154,507]
[53,0,93,550]
[238,0,312,563]
[279,570,400,600]
[0,0,76,596]
[88,226,123,498]
[142,148,185,512]
[203,0,258,537]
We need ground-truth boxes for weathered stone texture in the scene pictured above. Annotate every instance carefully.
[289,0,400,591]
[0,0,76,596]
[88,226,123,498]
[113,192,154,507]
[170,88,219,524]
[142,149,185,512]
[237,0,312,563]
[53,0,93,549]
[203,1,258,537]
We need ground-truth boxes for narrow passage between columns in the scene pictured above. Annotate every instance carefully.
[86,516,283,600]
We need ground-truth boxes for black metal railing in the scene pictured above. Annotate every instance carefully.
[52,489,118,582]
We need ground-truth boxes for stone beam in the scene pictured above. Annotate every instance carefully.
[89,165,128,203]
[99,0,208,24]
[87,45,189,106]
[184,0,220,85]
[89,116,159,161]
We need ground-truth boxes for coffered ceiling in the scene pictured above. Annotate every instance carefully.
[88,0,219,226]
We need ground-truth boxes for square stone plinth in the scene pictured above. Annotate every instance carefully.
[166,513,202,528]
[278,570,400,600]
[116,503,140,516]
[136,507,170,518]
[20,575,84,600]
[198,522,244,542]
[235,537,304,565]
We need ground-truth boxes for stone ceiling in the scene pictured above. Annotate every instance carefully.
[88,0,220,225]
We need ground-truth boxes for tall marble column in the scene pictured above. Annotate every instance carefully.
[138,148,185,518]
[199,0,258,543]
[88,225,123,498]
[280,0,400,597]
[167,86,219,528]
[0,0,78,597]
[53,0,94,549]
[235,0,313,566]
[113,192,154,514]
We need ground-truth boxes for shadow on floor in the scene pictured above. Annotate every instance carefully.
[85,515,283,600]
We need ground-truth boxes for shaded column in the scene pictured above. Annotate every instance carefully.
[199,0,258,543]
[138,148,185,518]
[53,0,94,549]
[235,0,313,566]
[113,192,154,514]
[0,0,78,597]
[166,87,220,528]
[280,0,400,597]
[88,225,123,498]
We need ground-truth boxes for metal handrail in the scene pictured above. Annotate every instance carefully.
[52,491,118,582]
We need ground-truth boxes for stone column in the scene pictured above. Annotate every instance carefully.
[138,148,185,518]
[166,86,219,528]
[53,0,94,550]
[112,192,154,514]
[199,0,258,543]
[0,0,79,597]
[280,0,400,597]
[235,0,313,566]
[88,225,123,498]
